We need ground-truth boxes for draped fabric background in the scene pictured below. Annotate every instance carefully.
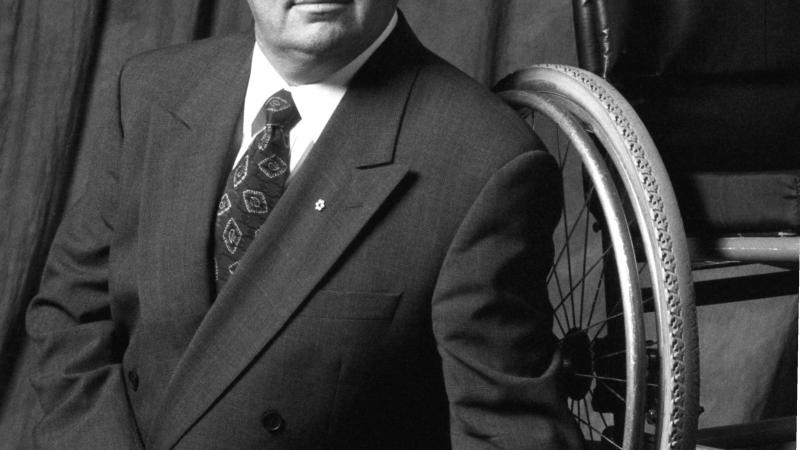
[0,0,793,447]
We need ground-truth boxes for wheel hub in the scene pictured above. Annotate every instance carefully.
[560,328,593,400]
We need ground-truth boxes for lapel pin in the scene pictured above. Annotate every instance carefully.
[315,199,326,211]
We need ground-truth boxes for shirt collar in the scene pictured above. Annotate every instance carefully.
[243,12,398,138]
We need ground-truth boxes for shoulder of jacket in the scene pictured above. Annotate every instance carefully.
[412,55,534,146]
[118,32,252,99]
[124,32,251,74]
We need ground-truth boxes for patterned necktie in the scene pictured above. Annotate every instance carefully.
[214,89,300,291]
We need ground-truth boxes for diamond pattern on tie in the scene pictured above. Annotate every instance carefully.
[258,155,288,178]
[232,155,249,189]
[217,193,232,216]
[242,190,269,214]
[256,131,272,152]
[213,89,301,291]
[222,217,242,254]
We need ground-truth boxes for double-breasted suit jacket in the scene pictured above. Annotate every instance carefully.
[27,16,583,450]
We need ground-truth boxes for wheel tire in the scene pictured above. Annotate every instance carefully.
[496,64,699,450]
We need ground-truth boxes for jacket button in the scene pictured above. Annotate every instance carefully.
[261,410,285,434]
[127,369,139,391]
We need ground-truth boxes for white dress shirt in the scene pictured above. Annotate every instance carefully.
[234,12,398,179]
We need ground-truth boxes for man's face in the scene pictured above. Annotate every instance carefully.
[248,0,398,64]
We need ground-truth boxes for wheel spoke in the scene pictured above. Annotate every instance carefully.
[573,373,626,384]
[575,401,590,440]
[572,401,583,434]
[583,246,612,328]
[574,372,658,388]
[552,242,609,313]
[547,186,595,288]
[572,414,623,449]
[581,398,597,443]
[550,269,572,329]
[579,188,593,326]
[547,185,596,284]
[585,381,614,441]
[582,310,625,334]
[550,278,568,335]
[594,348,627,361]
[561,196,578,328]
[597,407,611,429]
[590,296,654,344]
[552,308,567,336]
[551,241,610,323]
[598,380,626,404]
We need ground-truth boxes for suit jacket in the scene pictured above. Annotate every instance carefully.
[27,16,583,450]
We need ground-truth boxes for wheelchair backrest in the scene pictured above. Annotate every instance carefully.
[572,0,800,173]
[574,0,800,79]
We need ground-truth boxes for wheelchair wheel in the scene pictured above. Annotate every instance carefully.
[496,65,699,450]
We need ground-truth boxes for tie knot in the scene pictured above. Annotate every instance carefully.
[263,89,301,129]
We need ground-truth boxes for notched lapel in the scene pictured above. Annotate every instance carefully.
[137,36,252,320]
[137,113,216,320]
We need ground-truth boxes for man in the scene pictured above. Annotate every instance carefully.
[27,0,582,448]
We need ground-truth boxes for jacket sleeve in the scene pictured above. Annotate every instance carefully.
[25,64,144,449]
[432,149,584,449]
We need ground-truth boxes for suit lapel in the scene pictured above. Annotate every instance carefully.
[138,34,253,326]
[149,18,427,449]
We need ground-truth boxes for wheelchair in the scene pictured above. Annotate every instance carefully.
[494,1,800,448]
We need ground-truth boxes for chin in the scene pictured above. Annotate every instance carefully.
[289,25,355,56]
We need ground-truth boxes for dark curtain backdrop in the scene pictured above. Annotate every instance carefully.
[2,1,793,447]
[0,0,576,444]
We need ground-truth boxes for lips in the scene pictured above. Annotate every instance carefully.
[292,0,350,4]
[290,1,352,14]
